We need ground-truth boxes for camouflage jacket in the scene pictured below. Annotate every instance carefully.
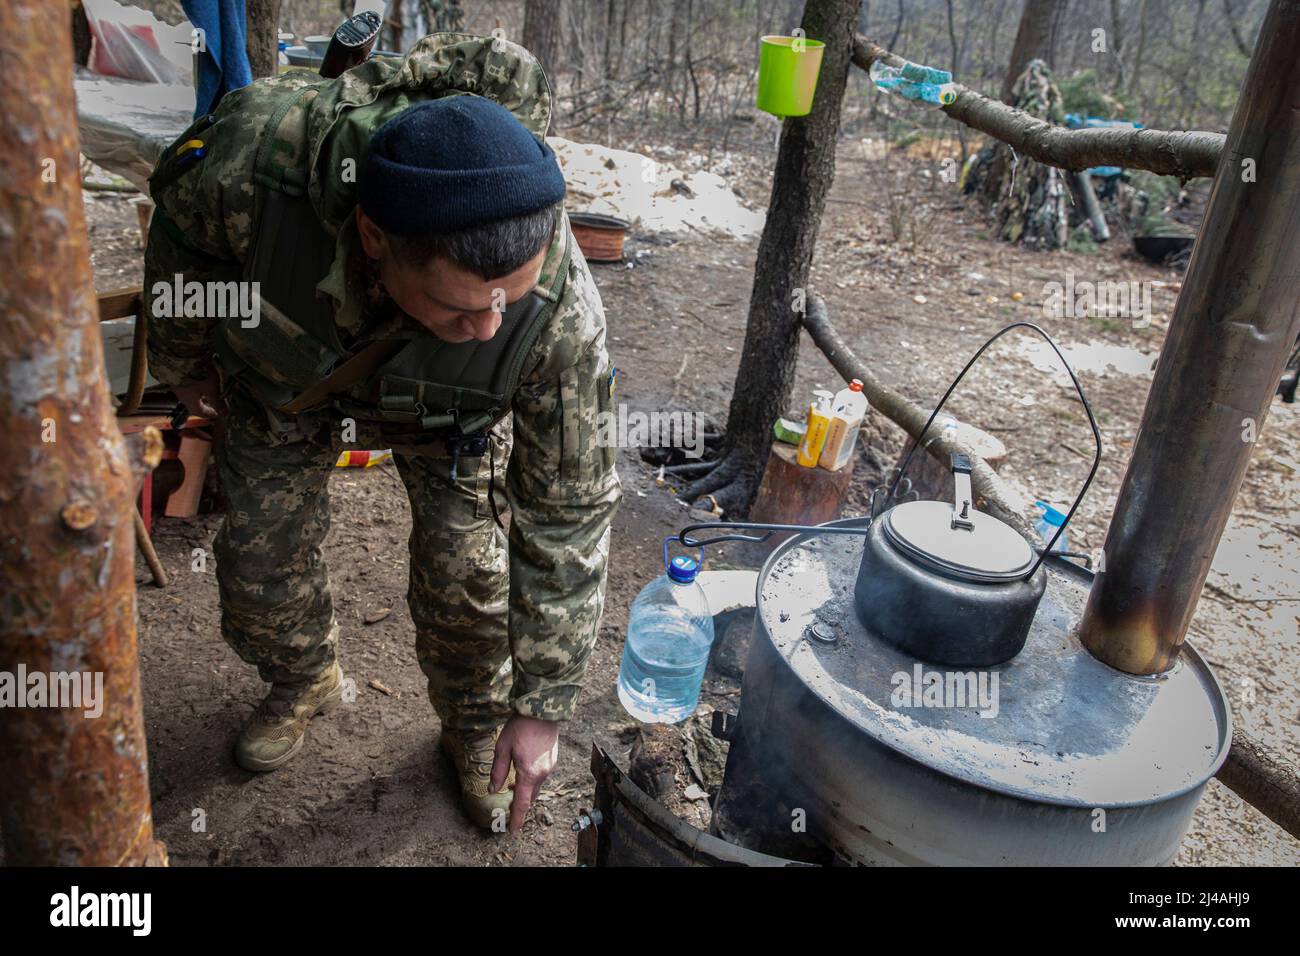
[143,34,621,722]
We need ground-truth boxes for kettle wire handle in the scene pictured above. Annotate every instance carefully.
[663,535,706,572]
[888,322,1102,580]
[678,521,874,549]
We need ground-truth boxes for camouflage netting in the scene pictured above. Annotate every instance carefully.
[963,59,1070,250]
[1119,169,1208,238]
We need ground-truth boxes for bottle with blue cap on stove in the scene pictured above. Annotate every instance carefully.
[617,539,716,723]
[1034,500,1070,553]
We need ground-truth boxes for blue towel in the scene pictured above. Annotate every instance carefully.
[182,0,253,117]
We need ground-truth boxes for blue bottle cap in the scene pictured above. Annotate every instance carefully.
[1035,500,1067,526]
[667,555,700,583]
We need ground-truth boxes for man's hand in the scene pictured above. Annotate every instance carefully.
[172,372,226,420]
[491,714,559,833]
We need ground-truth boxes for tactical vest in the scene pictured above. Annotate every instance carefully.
[211,84,571,455]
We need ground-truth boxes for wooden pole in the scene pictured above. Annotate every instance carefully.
[0,0,166,865]
[1078,0,1300,675]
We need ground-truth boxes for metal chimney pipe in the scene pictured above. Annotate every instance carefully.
[1079,0,1300,674]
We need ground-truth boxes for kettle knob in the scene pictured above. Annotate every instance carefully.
[950,454,975,531]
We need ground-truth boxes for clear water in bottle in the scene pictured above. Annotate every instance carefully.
[617,547,715,723]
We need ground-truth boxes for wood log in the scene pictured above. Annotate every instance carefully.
[749,442,856,550]
[1216,728,1300,840]
[891,416,1007,505]
[163,432,212,519]
[1070,170,1111,242]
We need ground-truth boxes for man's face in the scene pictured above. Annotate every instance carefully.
[356,208,546,343]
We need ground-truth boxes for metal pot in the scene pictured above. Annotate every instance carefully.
[855,454,1046,666]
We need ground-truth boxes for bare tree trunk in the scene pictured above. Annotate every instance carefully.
[1222,0,1255,57]
[603,0,614,79]
[945,0,968,167]
[1000,0,1069,103]
[0,0,166,866]
[245,0,283,80]
[1108,0,1127,92]
[1176,0,1209,129]
[523,0,563,85]
[885,0,904,49]
[422,0,464,32]
[71,1,92,66]
[387,0,405,53]
[1127,0,1149,104]
[981,0,1069,207]
[679,0,864,516]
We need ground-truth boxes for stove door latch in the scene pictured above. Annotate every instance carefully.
[711,710,738,742]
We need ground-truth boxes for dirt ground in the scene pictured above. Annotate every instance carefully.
[83,126,1298,867]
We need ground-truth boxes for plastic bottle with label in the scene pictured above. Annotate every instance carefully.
[797,389,835,467]
[819,379,870,471]
[868,59,957,107]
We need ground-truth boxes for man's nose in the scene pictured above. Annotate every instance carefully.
[465,309,501,341]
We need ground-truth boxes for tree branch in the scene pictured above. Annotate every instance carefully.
[801,295,1034,537]
[852,34,1225,180]
[1216,727,1300,840]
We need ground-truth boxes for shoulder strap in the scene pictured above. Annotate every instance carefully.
[253,87,318,197]
[280,338,408,415]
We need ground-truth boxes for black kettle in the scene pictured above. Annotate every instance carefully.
[854,452,1047,666]
[854,323,1101,667]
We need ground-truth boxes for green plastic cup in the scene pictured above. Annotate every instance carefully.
[755,35,826,117]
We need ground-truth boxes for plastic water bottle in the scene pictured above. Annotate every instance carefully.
[869,59,957,106]
[819,379,871,471]
[617,541,715,723]
[1034,500,1069,552]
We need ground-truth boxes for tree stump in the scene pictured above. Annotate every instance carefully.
[890,416,1006,505]
[749,442,856,551]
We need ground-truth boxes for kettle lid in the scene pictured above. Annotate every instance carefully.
[883,500,1035,583]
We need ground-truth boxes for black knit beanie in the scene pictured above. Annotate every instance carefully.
[359,96,566,236]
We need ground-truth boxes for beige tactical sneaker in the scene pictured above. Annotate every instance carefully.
[441,727,516,831]
[234,663,344,772]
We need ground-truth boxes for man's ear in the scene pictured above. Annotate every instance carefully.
[356,207,389,261]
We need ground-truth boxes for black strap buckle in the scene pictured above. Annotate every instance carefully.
[447,431,489,482]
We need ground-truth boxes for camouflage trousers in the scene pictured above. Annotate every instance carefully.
[213,385,513,734]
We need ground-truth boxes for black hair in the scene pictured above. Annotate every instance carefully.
[388,203,559,280]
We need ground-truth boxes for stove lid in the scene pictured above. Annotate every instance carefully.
[883,499,1035,583]
[755,526,1231,809]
